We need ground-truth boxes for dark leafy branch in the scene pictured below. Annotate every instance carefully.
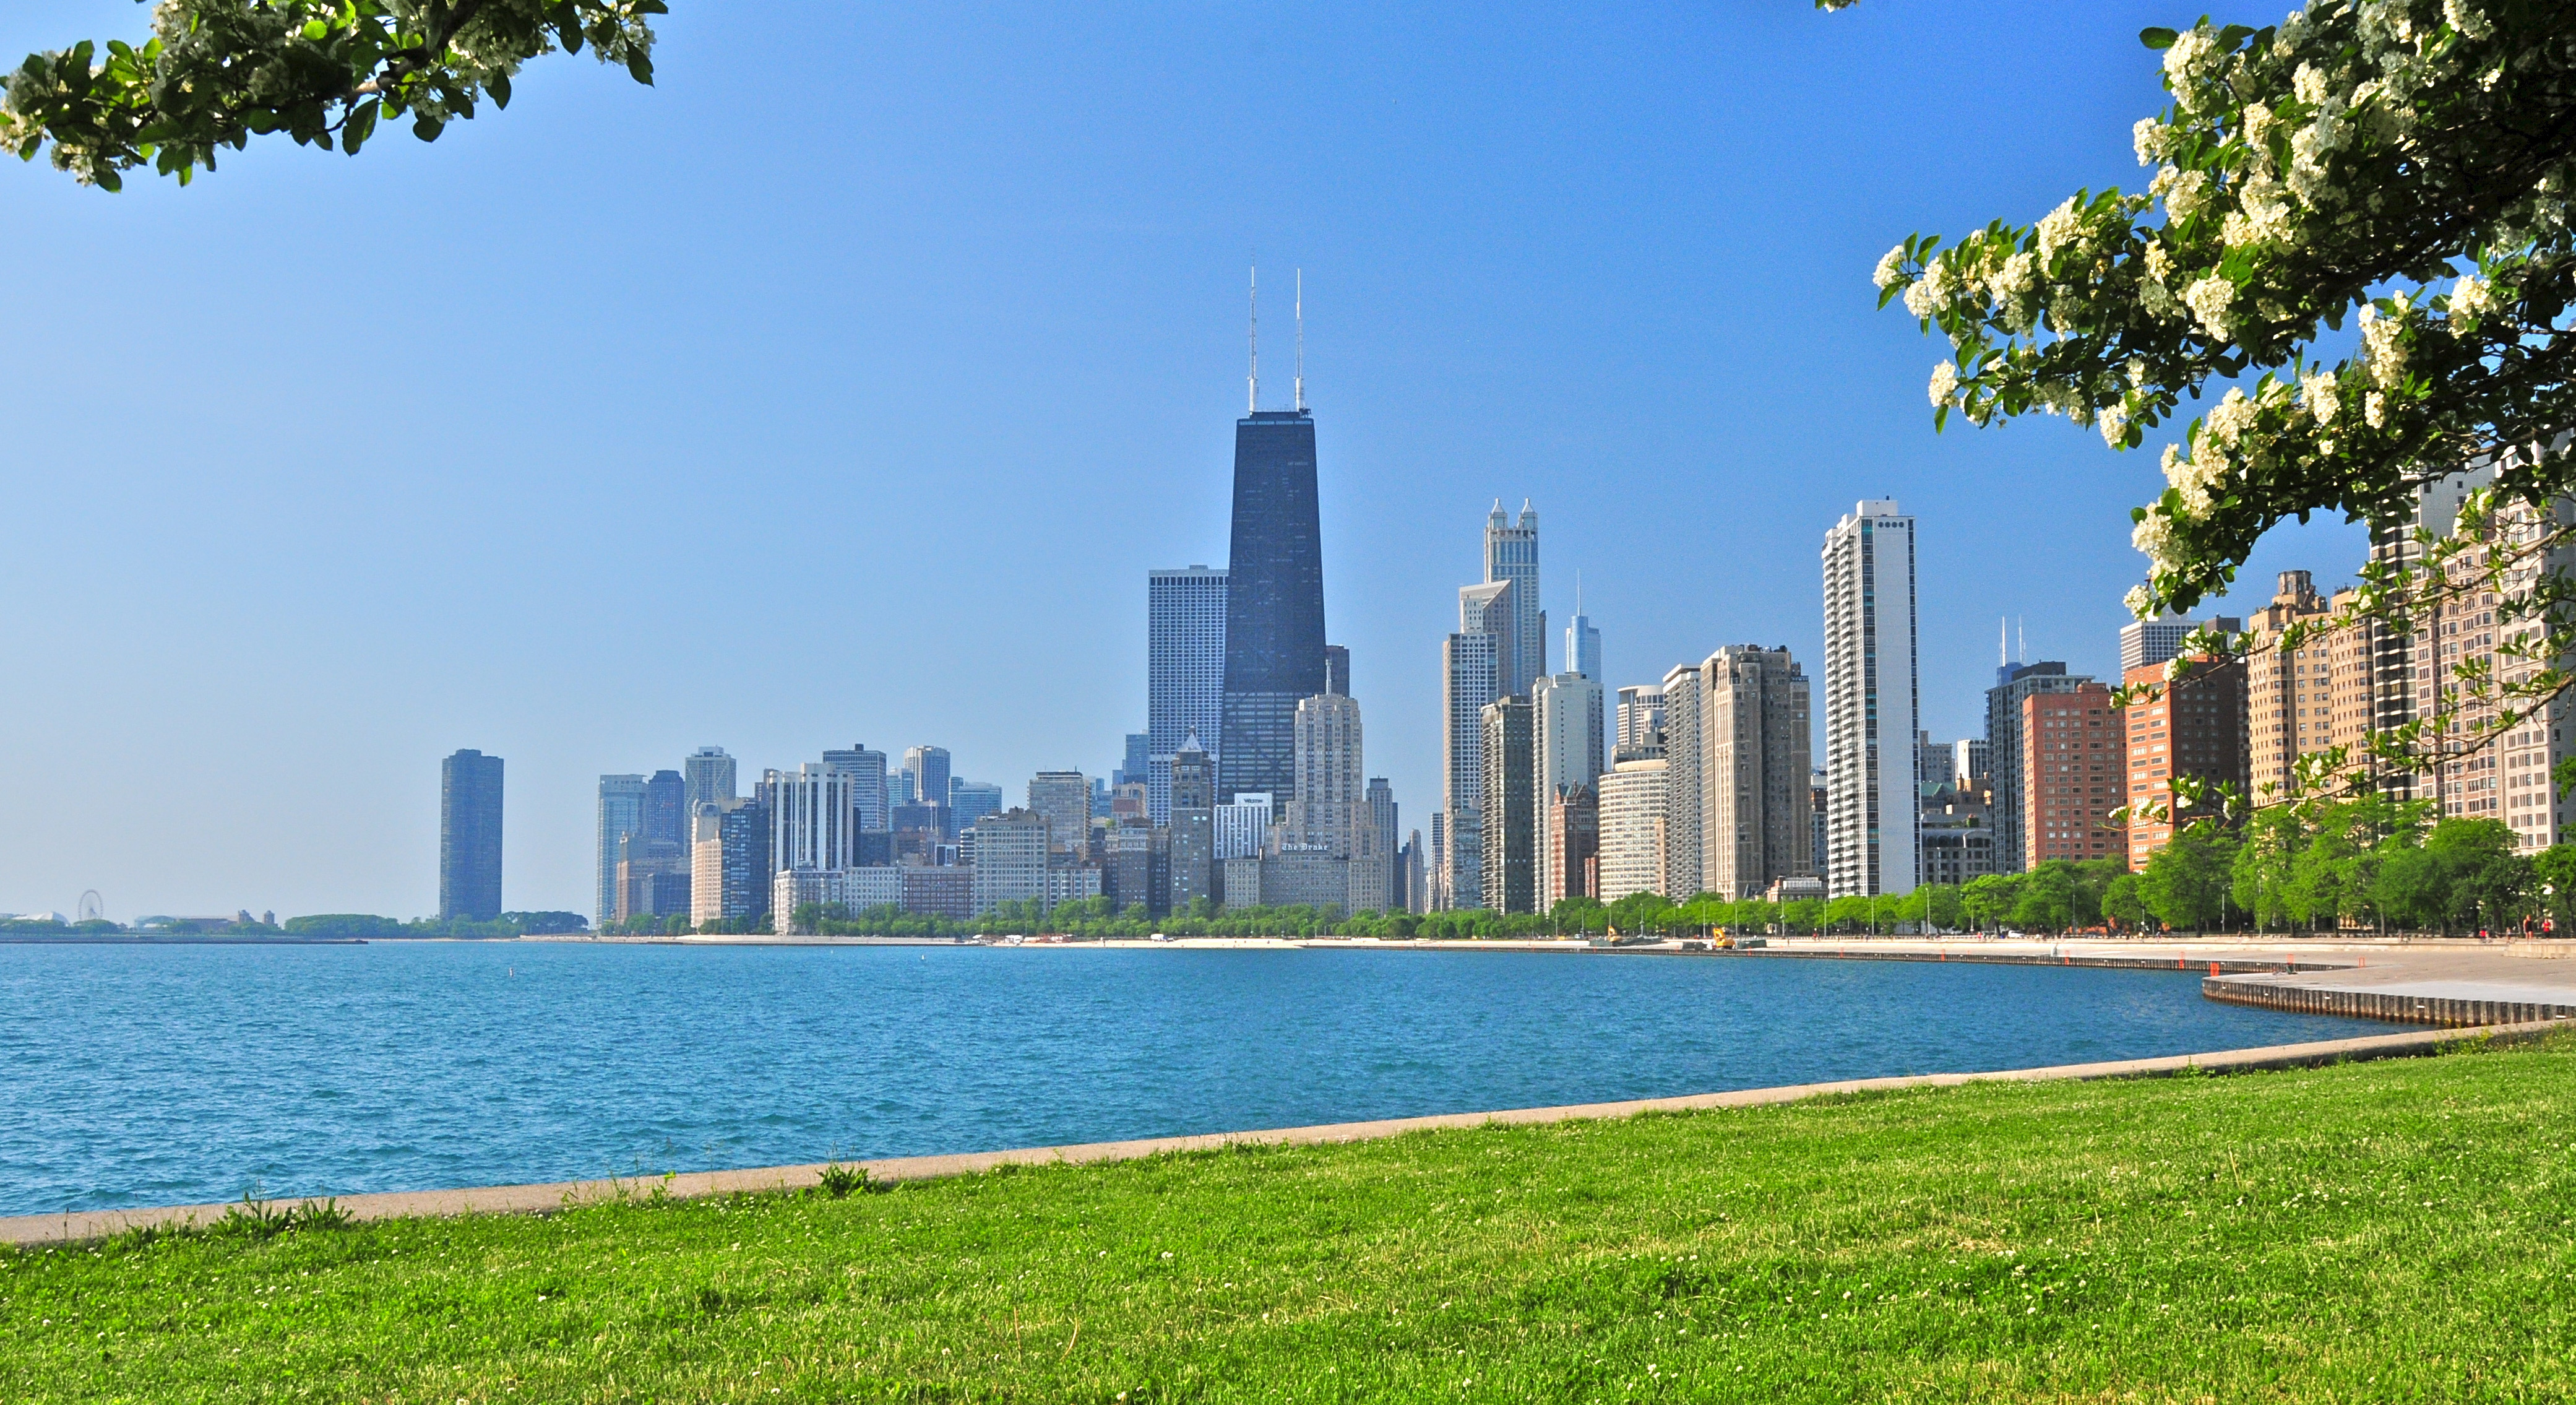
[0,0,666,189]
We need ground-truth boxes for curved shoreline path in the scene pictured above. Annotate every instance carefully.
[1657,934,2576,1027]
[2,1017,2558,1248]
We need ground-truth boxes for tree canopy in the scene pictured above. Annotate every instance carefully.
[1,0,664,189]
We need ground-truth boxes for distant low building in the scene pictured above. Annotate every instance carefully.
[903,866,975,920]
[773,867,903,930]
[971,808,1049,914]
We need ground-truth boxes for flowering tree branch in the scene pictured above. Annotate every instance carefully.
[1873,1,2575,617]
[1867,0,2576,810]
[0,0,666,189]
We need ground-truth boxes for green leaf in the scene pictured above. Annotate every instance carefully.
[413,113,443,142]
[343,98,379,153]
[2216,24,2254,51]
[489,71,510,108]
[301,19,329,40]
[2139,26,2179,49]
[626,52,654,85]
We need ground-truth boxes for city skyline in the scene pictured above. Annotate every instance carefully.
[0,0,2373,919]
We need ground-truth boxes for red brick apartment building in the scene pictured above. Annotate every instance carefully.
[2020,683,2127,865]
[2123,657,2251,867]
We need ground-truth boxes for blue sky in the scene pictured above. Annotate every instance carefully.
[0,0,2352,920]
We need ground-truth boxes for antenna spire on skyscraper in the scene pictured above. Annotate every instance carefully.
[1247,262,1259,414]
[1294,268,1306,413]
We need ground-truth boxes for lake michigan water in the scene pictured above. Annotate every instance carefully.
[1,941,2406,1217]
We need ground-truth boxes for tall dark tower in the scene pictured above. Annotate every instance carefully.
[439,749,504,921]
[1220,405,1326,802]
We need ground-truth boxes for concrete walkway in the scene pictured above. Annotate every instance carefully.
[4,1018,2560,1249]
[1689,935,2576,1026]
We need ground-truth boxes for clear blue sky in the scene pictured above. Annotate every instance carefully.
[0,0,2353,920]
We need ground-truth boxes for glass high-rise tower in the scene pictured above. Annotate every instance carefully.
[1219,408,1327,803]
[439,749,504,921]
[1148,565,1228,823]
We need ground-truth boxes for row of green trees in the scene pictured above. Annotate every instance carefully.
[633,808,2576,941]
[283,912,590,937]
[0,912,592,937]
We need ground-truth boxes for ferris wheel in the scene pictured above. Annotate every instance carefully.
[77,890,104,923]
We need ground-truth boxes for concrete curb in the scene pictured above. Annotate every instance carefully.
[5,1018,2562,1249]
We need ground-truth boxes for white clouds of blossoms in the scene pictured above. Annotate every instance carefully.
[2182,275,2235,341]
[1928,361,1960,409]
[1902,254,1953,319]
[2134,116,2168,166]
[2162,440,2226,516]
[2036,197,2082,256]
[2300,368,2341,425]
[2357,303,2408,389]
[2132,508,2184,574]
[1873,244,1906,291]
[2451,272,2496,324]
[2162,27,2222,113]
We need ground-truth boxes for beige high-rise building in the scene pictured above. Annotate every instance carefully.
[1286,693,1365,855]
[1596,755,1668,902]
[1650,647,1813,901]
[2396,460,2576,845]
[1531,672,1605,910]
[2244,570,2376,806]
[971,808,1051,914]
[1658,661,1703,899]
[1698,645,1816,899]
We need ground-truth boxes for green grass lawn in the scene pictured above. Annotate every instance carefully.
[8,1035,2575,1403]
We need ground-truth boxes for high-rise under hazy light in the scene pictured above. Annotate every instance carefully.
[1484,501,1545,695]
[683,746,736,811]
[1823,500,1919,898]
[594,774,646,929]
[643,769,687,847]
[820,744,889,832]
[1441,578,1514,907]
[1148,564,1228,824]
[439,749,504,921]
[903,746,952,832]
[1565,587,1600,684]
[1219,406,1326,803]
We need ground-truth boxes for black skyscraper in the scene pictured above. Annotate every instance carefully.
[439,749,504,921]
[1220,408,1327,802]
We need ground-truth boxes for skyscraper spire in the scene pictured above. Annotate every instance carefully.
[1294,268,1306,413]
[1247,262,1259,415]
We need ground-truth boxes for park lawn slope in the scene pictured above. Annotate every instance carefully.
[6,1036,2575,1403]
